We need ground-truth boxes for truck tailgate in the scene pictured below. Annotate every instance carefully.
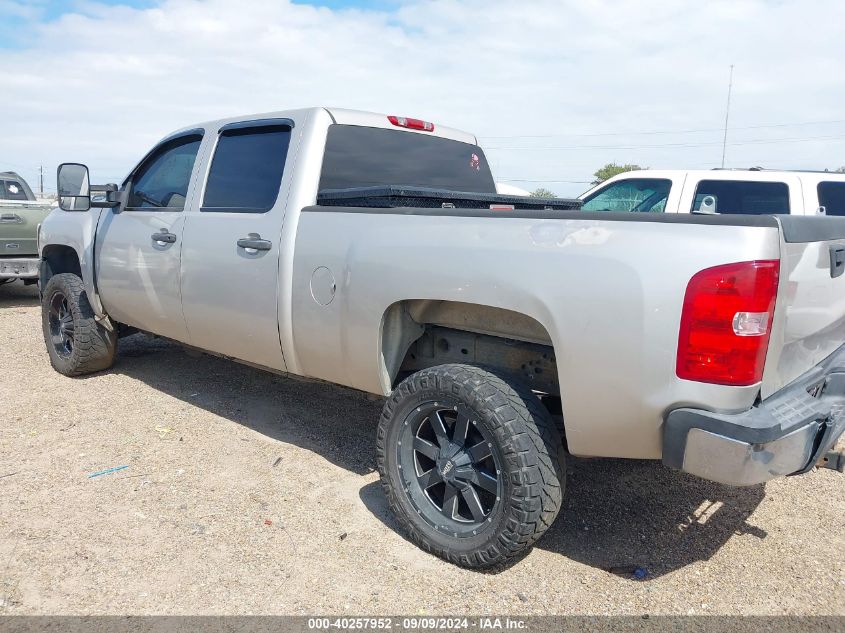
[0,201,53,256]
[762,216,845,398]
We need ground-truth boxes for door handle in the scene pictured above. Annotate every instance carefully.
[237,234,272,252]
[0,213,22,224]
[152,231,177,244]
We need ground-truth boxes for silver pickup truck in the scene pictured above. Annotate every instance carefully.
[40,107,845,568]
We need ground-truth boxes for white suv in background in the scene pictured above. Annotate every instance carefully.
[579,169,845,216]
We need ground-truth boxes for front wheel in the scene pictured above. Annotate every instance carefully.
[377,364,565,568]
[41,273,117,376]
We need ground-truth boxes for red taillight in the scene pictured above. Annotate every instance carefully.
[676,260,780,386]
[387,115,434,132]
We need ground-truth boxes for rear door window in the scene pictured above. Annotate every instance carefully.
[202,124,292,213]
[319,125,496,193]
[692,180,790,215]
[818,182,845,216]
[580,178,671,212]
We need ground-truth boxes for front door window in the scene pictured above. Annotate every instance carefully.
[127,134,203,210]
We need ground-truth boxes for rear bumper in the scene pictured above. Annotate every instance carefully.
[663,344,845,486]
[0,257,39,279]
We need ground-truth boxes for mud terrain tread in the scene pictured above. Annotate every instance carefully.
[41,273,116,376]
[377,363,565,568]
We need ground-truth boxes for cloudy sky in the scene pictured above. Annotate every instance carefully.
[1,0,844,196]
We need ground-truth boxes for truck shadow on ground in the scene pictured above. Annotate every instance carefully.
[0,281,40,309]
[535,459,767,579]
[359,459,767,578]
[112,334,767,578]
[114,334,384,476]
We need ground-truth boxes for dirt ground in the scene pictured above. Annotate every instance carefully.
[0,281,843,616]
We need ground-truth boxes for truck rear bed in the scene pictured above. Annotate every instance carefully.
[1,200,53,280]
[1,201,53,256]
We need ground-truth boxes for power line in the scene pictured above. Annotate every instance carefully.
[484,133,845,151]
[479,117,845,140]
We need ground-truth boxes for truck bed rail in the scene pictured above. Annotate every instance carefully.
[316,185,581,210]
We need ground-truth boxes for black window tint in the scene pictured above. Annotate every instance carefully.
[319,125,496,193]
[692,180,789,215]
[128,134,203,210]
[818,182,845,216]
[1,180,28,201]
[581,178,671,212]
[202,125,291,213]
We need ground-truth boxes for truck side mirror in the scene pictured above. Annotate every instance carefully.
[57,163,91,211]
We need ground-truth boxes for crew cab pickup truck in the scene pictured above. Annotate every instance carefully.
[40,108,845,568]
[580,168,845,216]
[1,171,53,284]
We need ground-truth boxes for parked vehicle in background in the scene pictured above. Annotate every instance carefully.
[1,171,54,285]
[38,108,845,569]
[579,168,845,216]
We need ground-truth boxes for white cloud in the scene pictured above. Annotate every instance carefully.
[1,0,844,195]
[0,0,44,20]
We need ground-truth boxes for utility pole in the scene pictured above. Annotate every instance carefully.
[721,64,734,168]
[39,165,43,195]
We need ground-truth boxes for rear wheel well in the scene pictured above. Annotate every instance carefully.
[41,245,81,284]
[381,300,565,444]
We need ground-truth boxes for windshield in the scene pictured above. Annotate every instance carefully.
[318,124,496,193]
[581,178,671,212]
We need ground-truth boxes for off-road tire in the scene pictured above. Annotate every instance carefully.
[41,273,116,376]
[377,363,565,568]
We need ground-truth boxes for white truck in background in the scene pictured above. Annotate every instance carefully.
[580,168,845,216]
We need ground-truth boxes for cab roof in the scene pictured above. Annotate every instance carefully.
[170,107,478,145]
[604,168,845,181]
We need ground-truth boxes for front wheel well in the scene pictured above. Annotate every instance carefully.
[41,244,81,285]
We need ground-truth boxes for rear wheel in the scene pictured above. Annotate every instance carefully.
[377,364,565,568]
[41,273,116,376]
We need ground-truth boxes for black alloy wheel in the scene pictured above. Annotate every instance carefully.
[398,402,501,534]
[48,291,75,358]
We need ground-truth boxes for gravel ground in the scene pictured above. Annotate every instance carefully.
[0,281,843,616]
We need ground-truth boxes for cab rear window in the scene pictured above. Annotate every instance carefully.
[1,180,28,201]
[692,180,789,215]
[318,125,496,193]
[818,182,845,216]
